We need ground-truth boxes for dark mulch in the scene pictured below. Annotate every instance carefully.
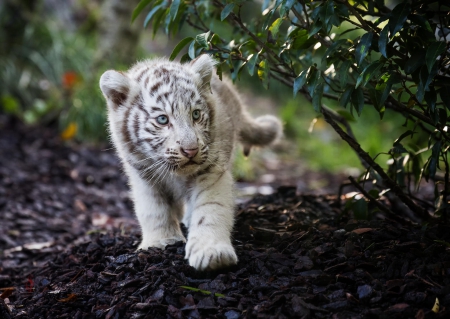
[1,115,450,319]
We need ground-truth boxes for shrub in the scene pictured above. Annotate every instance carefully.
[134,0,450,219]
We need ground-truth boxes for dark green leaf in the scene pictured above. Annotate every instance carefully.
[353,198,369,220]
[132,0,153,22]
[352,87,365,116]
[394,130,414,145]
[246,53,259,76]
[188,40,196,59]
[388,2,411,35]
[195,31,210,49]
[416,66,428,103]
[339,60,352,88]
[221,3,235,21]
[144,1,166,28]
[231,59,244,82]
[323,0,335,29]
[306,68,320,97]
[425,41,446,73]
[290,29,317,50]
[429,141,442,179]
[391,143,408,154]
[152,7,168,37]
[169,0,180,21]
[293,68,308,97]
[169,37,194,61]
[355,32,373,66]
[378,25,389,58]
[340,85,353,108]
[312,82,324,112]
[440,86,450,110]
[380,73,400,106]
[280,0,295,17]
[424,88,437,112]
[356,61,384,88]
[308,22,322,37]
[322,39,348,64]
[404,50,426,74]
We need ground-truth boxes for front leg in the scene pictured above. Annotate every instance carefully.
[127,168,185,250]
[185,170,238,270]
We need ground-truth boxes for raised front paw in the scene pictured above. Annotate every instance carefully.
[185,238,238,270]
[137,235,186,251]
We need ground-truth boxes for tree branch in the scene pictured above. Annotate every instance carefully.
[321,109,430,220]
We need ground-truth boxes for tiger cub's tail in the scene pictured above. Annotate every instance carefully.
[239,112,283,156]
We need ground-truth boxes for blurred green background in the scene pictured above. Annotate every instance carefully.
[0,0,409,181]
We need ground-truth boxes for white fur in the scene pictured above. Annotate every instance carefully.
[100,56,282,270]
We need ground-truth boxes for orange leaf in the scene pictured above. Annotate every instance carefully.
[61,122,77,140]
[58,293,77,302]
[352,228,373,235]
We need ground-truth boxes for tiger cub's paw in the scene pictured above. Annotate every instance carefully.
[185,238,238,271]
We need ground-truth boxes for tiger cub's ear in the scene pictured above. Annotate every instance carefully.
[99,70,131,108]
[190,55,217,89]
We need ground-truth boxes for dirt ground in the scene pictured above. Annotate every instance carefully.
[1,115,450,319]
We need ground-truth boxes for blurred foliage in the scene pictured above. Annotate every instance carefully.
[0,0,109,142]
[135,0,449,219]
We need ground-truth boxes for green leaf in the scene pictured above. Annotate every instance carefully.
[269,18,283,37]
[258,59,270,89]
[426,41,447,73]
[388,2,411,35]
[132,0,153,22]
[246,53,259,76]
[404,50,426,74]
[280,0,295,17]
[293,68,308,97]
[428,141,441,179]
[306,68,320,97]
[290,29,317,50]
[378,25,389,58]
[424,88,437,112]
[322,39,348,64]
[339,60,352,88]
[169,37,194,61]
[312,82,324,112]
[394,130,414,145]
[440,86,450,110]
[144,1,166,28]
[352,87,365,116]
[355,61,384,88]
[324,0,335,24]
[340,85,353,108]
[195,31,210,49]
[188,40,196,59]
[308,22,322,37]
[180,286,225,297]
[355,32,373,66]
[353,198,369,220]
[169,0,180,21]
[221,3,235,21]
[380,73,400,106]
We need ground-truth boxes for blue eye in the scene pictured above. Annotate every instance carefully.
[156,115,168,125]
[192,110,201,121]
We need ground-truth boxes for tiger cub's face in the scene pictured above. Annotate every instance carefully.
[100,57,215,176]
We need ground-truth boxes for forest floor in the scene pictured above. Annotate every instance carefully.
[1,115,450,319]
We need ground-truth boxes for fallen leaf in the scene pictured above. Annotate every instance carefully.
[352,228,373,235]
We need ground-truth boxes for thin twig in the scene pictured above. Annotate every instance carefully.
[321,108,430,220]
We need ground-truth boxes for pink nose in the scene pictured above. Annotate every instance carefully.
[181,147,198,159]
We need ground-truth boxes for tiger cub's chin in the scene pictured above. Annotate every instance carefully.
[100,55,282,270]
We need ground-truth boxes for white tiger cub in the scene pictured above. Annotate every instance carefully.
[99,55,282,270]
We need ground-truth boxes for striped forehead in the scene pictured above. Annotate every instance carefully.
[135,65,202,110]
